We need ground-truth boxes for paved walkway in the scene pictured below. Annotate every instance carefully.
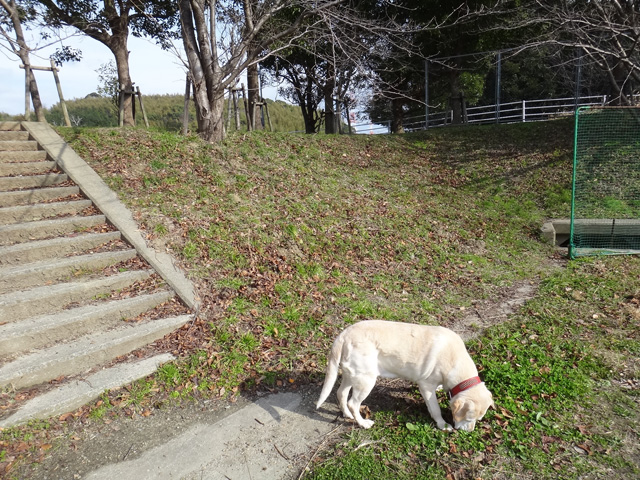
[31,388,344,480]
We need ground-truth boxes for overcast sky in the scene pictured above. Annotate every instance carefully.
[1,32,280,116]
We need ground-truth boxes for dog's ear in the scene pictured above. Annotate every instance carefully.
[451,397,474,423]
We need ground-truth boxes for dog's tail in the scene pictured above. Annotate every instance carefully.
[316,333,345,410]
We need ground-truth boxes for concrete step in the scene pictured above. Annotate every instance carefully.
[0,199,93,225]
[0,172,68,191]
[0,160,56,176]
[0,354,175,428]
[0,121,22,131]
[0,269,152,323]
[0,122,196,429]
[0,249,138,294]
[0,131,29,141]
[0,185,80,207]
[0,231,121,266]
[0,150,48,163]
[0,214,106,246]
[0,140,39,151]
[0,314,190,389]
[0,291,175,357]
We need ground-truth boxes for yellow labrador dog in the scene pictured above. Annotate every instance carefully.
[316,320,494,431]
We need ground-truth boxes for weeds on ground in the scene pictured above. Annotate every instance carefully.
[4,120,631,478]
[308,256,640,479]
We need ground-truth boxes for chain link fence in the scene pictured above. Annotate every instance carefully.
[570,107,640,258]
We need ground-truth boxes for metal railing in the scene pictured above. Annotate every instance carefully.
[352,94,608,134]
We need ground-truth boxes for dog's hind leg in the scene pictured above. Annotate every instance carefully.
[336,377,354,419]
[347,374,377,429]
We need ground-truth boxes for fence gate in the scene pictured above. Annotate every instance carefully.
[570,107,640,258]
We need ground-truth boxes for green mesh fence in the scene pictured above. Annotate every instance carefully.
[570,107,640,258]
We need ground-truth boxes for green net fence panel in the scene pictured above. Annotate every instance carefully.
[570,107,640,258]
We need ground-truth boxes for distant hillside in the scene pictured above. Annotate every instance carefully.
[4,94,306,133]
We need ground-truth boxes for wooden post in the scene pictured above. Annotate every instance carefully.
[232,88,240,130]
[49,58,70,127]
[424,59,429,129]
[21,62,71,124]
[461,93,468,123]
[226,89,233,131]
[574,48,583,112]
[263,100,273,132]
[241,83,251,131]
[119,86,125,127]
[254,100,272,131]
[183,77,191,135]
[495,51,502,124]
[136,86,149,128]
[118,85,138,127]
[252,102,258,130]
[24,66,31,121]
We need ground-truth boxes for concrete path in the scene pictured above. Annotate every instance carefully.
[88,392,338,480]
[31,388,344,480]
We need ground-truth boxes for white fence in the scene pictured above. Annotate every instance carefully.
[352,94,608,134]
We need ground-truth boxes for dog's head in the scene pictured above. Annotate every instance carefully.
[450,383,494,432]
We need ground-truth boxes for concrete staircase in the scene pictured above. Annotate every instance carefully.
[0,121,197,428]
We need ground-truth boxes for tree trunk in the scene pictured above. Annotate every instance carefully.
[194,89,226,142]
[302,77,318,133]
[288,66,321,134]
[450,68,463,124]
[302,111,317,134]
[22,64,46,122]
[2,0,45,122]
[109,32,135,126]
[610,62,631,106]
[247,62,261,130]
[324,70,336,134]
[390,97,404,134]
[179,0,229,142]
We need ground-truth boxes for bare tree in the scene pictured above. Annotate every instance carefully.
[263,52,326,134]
[179,0,424,141]
[0,0,46,121]
[179,0,357,142]
[261,15,369,135]
[494,1,640,105]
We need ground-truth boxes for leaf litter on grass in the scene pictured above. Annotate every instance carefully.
[4,121,636,479]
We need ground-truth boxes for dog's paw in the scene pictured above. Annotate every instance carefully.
[358,419,375,429]
[438,422,453,432]
[343,410,355,420]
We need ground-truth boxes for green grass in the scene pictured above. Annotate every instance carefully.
[310,253,640,478]
[4,119,636,478]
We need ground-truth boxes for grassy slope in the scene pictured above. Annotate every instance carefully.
[60,121,638,479]
[2,120,637,479]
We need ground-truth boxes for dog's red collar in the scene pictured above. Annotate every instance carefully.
[449,376,482,399]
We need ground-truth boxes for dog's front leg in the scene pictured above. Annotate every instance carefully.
[419,383,453,431]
